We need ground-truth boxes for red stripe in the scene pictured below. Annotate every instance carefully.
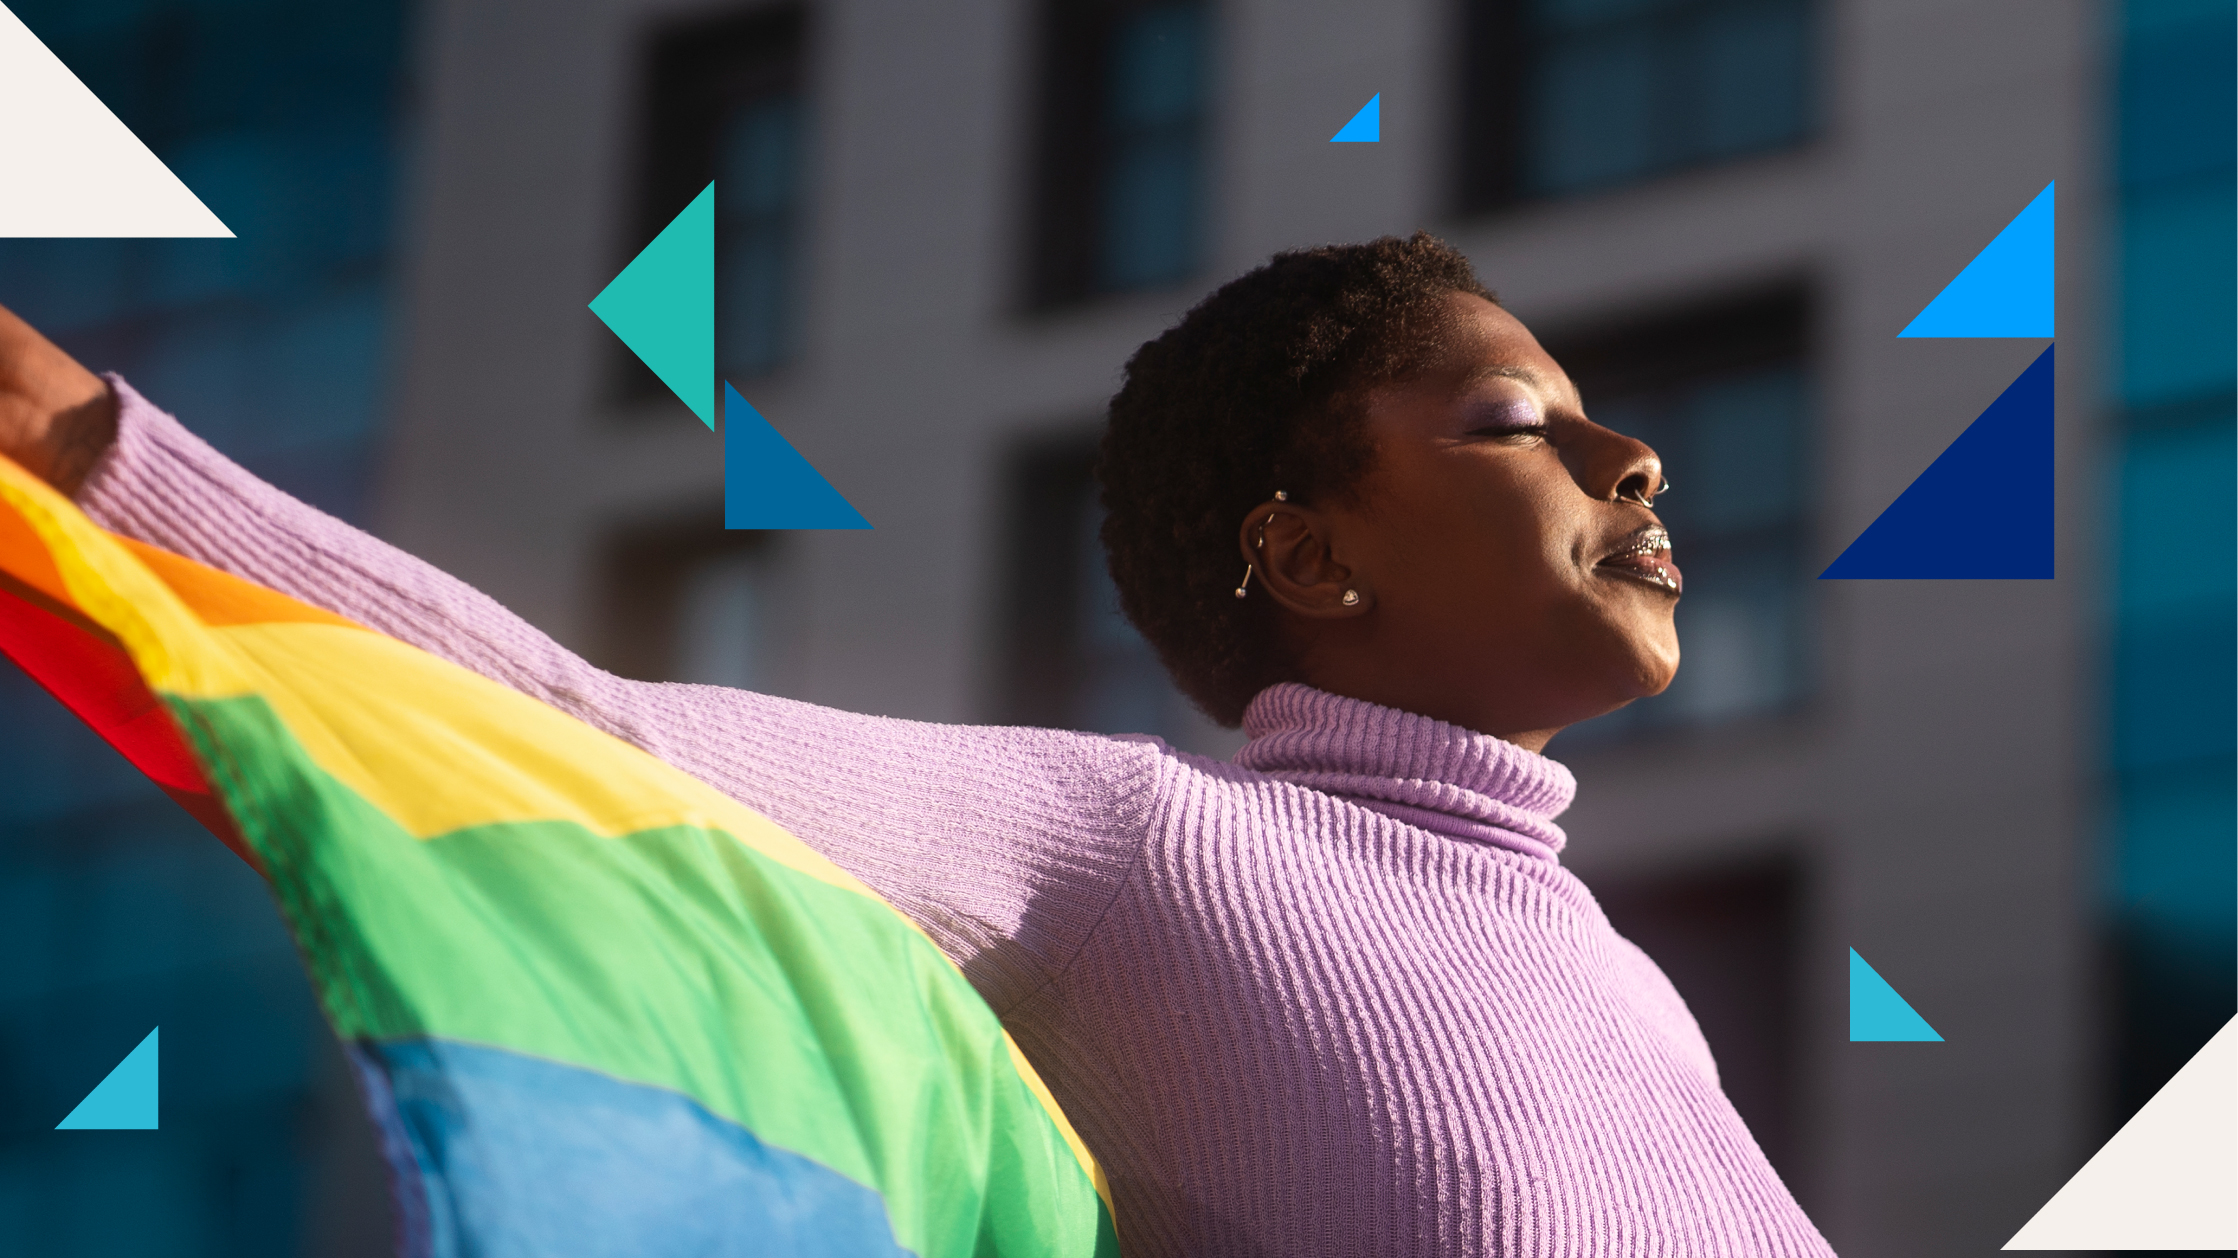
[0,574,254,868]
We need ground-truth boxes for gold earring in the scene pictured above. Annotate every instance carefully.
[1341,589,1360,606]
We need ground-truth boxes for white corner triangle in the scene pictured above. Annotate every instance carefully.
[2004,1015,2238,1250]
[0,4,232,237]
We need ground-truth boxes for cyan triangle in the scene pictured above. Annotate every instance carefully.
[1332,94,1380,143]
[723,383,870,530]
[1849,951,1943,1042]
[57,1027,159,1129]
[591,183,715,428]
[1821,344,2053,579]
[1899,181,2054,337]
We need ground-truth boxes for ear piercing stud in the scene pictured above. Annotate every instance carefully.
[1341,589,1360,607]
[1235,497,1285,599]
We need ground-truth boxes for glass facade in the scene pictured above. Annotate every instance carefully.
[631,6,807,393]
[1096,4,1212,293]
[1030,0,1213,306]
[717,94,807,379]
[2103,0,2236,1119]
[1460,0,1815,210]
[0,3,410,1254]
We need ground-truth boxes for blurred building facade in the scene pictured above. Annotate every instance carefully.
[0,1,2228,1256]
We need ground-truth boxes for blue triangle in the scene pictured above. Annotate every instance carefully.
[1849,951,1943,1042]
[1899,182,2054,337]
[1821,344,2053,579]
[723,383,870,530]
[57,1027,159,1129]
[1331,94,1380,143]
[591,183,715,427]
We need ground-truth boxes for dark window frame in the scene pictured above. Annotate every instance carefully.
[597,506,781,684]
[1540,281,1820,744]
[609,5,809,407]
[1025,0,1214,310]
[1454,0,1820,217]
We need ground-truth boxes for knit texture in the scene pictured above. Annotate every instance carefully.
[77,377,1834,1257]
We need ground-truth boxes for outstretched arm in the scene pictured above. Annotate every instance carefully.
[0,304,117,498]
[0,305,1159,1014]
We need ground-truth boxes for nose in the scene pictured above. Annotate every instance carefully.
[1565,418,1664,507]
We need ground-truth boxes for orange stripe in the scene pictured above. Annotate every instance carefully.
[0,480,70,607]
[120,538,359,629]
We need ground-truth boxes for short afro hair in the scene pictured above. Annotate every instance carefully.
[1097,231,1499,728]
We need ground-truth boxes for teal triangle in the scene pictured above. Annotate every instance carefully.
[1332,94,1380,143]
[591,183,715,427]
[57,1027,159,1129]
[1898,181,2054,337]
[722,383,870,530]
[1849,950,1944,1042]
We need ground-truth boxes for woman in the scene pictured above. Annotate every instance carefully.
[0,234,1831,1256]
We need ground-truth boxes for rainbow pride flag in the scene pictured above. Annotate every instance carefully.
[0,455,1117,1257]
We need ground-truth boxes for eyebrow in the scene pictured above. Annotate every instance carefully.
[1461,362,1584,411]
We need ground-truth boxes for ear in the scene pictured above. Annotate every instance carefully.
[1236,501,1371,618]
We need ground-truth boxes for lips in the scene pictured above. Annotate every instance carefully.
[1595,525,1683,595]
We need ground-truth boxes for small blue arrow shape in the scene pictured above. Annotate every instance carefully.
[723,383,870,530]
[1899,181,2054,337]
[57,1027,159,1129]
[1849,950,1943,1042]
[1332,94,1380,143]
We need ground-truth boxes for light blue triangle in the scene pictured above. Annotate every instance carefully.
[1898,181,2054,337]
[57,1027,159,1129]
[591,183,715,427]
[1849,950,1944,1042]
[723,383,870,530]
[1331,94,1380,143]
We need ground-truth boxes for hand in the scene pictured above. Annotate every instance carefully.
[0,303,118,497]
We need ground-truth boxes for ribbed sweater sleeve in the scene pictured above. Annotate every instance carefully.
[73,377,1160,1012]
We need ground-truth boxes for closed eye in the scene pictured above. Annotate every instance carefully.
[1470,423,1551,442]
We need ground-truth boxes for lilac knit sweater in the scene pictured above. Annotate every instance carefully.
[78,379,1834,1257]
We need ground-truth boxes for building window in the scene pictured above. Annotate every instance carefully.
[599,512,790,692]
[1028,1,1213,307]
[998,436,1243,756]
[627,5,807,394]
[1592,852,1808,1204]
[1545,287,1814,743]
[1457,0,1815,211]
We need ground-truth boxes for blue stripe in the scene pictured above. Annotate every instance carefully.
[349,1038,911,1258]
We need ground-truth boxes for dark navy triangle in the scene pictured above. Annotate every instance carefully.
[1821,344,2054,579]
[722,383,871,530]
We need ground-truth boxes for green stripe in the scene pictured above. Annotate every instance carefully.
[170,691,1117,1258]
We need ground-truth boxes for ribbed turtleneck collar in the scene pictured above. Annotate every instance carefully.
[1232,682,1577,862]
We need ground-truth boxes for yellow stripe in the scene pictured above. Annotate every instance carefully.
[0,459,1113,1209]
[206,621,881,897]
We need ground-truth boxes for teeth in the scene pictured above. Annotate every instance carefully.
[1609,529,1671,559]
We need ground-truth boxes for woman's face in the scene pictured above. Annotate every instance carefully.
[1248,292,1679,749]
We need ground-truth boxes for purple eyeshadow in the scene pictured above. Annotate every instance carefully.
[1467,396,1541,431]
